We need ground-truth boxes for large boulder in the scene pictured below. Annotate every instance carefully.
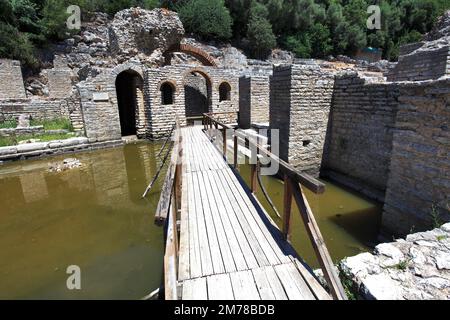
[339,223,450,300]
[109,8,184,64]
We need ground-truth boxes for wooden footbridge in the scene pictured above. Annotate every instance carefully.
[150,112,346,300]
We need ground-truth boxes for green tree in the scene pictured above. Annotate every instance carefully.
[246,1,276,58]
[177,0,232,39]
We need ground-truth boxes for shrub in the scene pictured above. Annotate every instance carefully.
[177,0,232,40]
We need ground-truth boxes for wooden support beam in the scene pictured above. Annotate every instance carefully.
[250,160,258,193]
[233,134,238,169]
[282,175,293,241]
[291,182,347,300]
[222,127,227,160]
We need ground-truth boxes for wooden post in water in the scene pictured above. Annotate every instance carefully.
[291,182,347,300]
[233,133,238,168]
[282,175,293,241]
[222,126,227,160]
[250,159,259,194]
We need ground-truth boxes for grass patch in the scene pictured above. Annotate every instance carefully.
[437,235,447,241]
[0,132,74,147]
[30,117,74,131]
[430,204,443,229]
[0,119,17,129]
[392,259,410,271]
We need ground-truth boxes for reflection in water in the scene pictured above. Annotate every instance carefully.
[238,164,382,268]
[0,142,165,299]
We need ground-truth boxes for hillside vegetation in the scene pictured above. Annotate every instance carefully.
[0,0,448,69]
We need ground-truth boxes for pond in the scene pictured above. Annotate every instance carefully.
[238,164,382,268]
[0,141,382,299]
[0,142,165,299]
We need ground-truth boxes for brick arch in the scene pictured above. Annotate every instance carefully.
[182,68,213,86]
[111,63,144,80]
[164,44,218,67]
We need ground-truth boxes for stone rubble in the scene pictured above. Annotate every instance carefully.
[339,223,450,300]
[48,158,82,173]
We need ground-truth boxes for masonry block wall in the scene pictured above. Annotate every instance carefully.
[0,95,84,132]
[270,64,334,176]
[386,46,450,82]
[382,78,450,236]
[77,71,122,142]
[48,68,73,98]
[239,76,270,128]
[322,73,400,201]
[0,59,26,99]
[146,65,239,138]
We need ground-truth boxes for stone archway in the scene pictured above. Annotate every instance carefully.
[164,44,218,67]
[115,70,143,136]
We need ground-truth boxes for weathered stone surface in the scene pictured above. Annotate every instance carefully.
[17,114,30,128]
[0,59,27,99]
[387,10,450,82]
[270,64,335,176]
[109,8,184,64]
[382,78,450,236]
[239,76,270,128]
[340,223,450,300]
[322,72,399,202]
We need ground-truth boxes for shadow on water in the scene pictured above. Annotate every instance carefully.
[237,162,382,268]
[0,142,166,299]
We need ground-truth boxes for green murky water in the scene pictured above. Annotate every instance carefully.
[0,142,165,299]
[0,141,381,299]
[238,164,382,268]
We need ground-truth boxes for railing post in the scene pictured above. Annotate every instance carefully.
[250,158,259,193]
[282,175,293,241]
[214,122,218,144]
[233,133,238,169]
[222,126,227,160]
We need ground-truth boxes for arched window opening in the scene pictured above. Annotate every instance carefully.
[219,82,231,102]
[160,82,175,105]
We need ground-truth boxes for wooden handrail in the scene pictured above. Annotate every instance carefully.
[155,118,183,300]
[203,112,325,194]
[203,112,346,300]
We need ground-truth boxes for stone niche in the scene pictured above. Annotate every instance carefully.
[382,78,450,236]
[0,59,27,99]
[239,75,270,129]
[269,64,334,176]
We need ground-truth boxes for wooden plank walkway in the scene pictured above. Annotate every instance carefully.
[177,126,331,300]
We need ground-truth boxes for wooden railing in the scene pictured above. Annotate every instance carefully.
[154,118,183,300]
[203,112,347,300]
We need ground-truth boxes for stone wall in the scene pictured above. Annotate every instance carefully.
[48,68,73,99]
[146,65,239,138]
[270,64,334,176]
[387,46,450,82]
[239,76,270,129]
[0,59,26,99]
[322,73,400,201]
[382,78,450,236]
[77,71,122,142]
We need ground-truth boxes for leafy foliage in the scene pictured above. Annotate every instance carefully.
[0,0,448,68]
[176,0,232,40]
[245,0,276,58]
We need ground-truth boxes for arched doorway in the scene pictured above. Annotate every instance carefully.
[184,71,211,118]
[115,70,143,136]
